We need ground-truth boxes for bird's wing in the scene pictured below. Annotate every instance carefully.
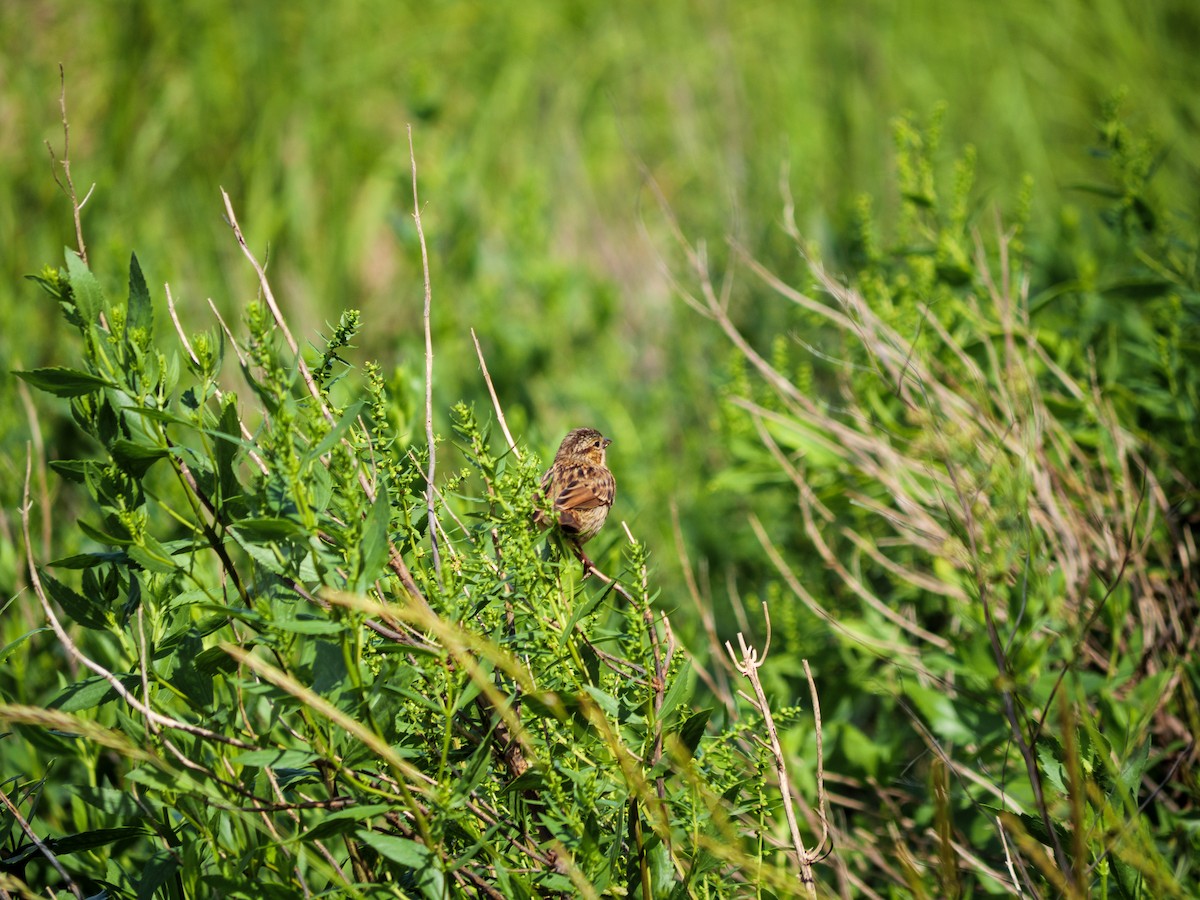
[553,464,615,513]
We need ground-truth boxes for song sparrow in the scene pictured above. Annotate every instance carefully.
[534,427,615,570]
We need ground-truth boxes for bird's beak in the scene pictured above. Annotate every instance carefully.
[603,438,613,448]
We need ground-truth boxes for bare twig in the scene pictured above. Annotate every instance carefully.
[724,602,819,897]
[471,328,520,460]
[0,781,83,899]
[220,189,329,418]
[206,297,252,371]
[408,125,440,578]
[996,816,1027,896]
[45,64,92,266]
[802,659,832,858]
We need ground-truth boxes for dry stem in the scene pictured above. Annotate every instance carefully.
[724,602,825,897]
[407,124,441,578]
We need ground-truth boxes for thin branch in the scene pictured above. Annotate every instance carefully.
[206,297,252,371]
[724,603,818,897]
[0,781,83,899]
[471,328,520,460]
[408,125,440,578]
[166,282,201,365]
[45,64,91,266]
[802,659,832,858]
[219,188,329,418]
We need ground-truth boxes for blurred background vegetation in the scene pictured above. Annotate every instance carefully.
[2,1,1199,894]
[4,1,1197,588]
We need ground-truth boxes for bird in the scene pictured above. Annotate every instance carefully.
[534,427,615,572]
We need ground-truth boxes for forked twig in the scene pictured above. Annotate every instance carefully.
[724,602,824,897]
[45,64,93,266]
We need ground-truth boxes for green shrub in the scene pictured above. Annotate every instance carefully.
[2,231,823,897]
[673,111,1200,896]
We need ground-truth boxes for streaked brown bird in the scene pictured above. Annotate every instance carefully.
[534,427,615,571]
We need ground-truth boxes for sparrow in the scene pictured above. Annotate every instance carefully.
[534,427,615,571]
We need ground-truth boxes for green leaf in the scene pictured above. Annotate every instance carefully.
[582,685,620,718]
[214,401,242,506]
[356,481,390,592]
[561,579,605,637]
[50,826,149,856]
[48,459,99,483]
[47,551,127,569]
[14,367,115,397]
[1036,738,1068,794]
[355,831,445,898]
[137,848,178,900]
[0,627,50,665]
[233,518,309,540]
[675,707,712,760]
[77,786,142,818]
[124,406,191,426]
[78,518,133,547]
[307,400,365,461]
[300,803,392,841]
[657,659,692,721]
[127,252,153,335]
[194,645,239,675]
[231,749,320,768]
[169,633,214,709]
[127,534,179,574]
[273,616,345,635]
[111,438,169,478]
[125,765,206,797]
[51,674,139,712]
[41,569,110,628]
[66,248,105,324]
[904,681,974,744]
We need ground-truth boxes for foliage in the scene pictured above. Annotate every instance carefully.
[1,244,815,896]
[677,111,1200,895]
[2,5,1199,894]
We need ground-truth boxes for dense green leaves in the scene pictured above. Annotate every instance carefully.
[6,245,809,896]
